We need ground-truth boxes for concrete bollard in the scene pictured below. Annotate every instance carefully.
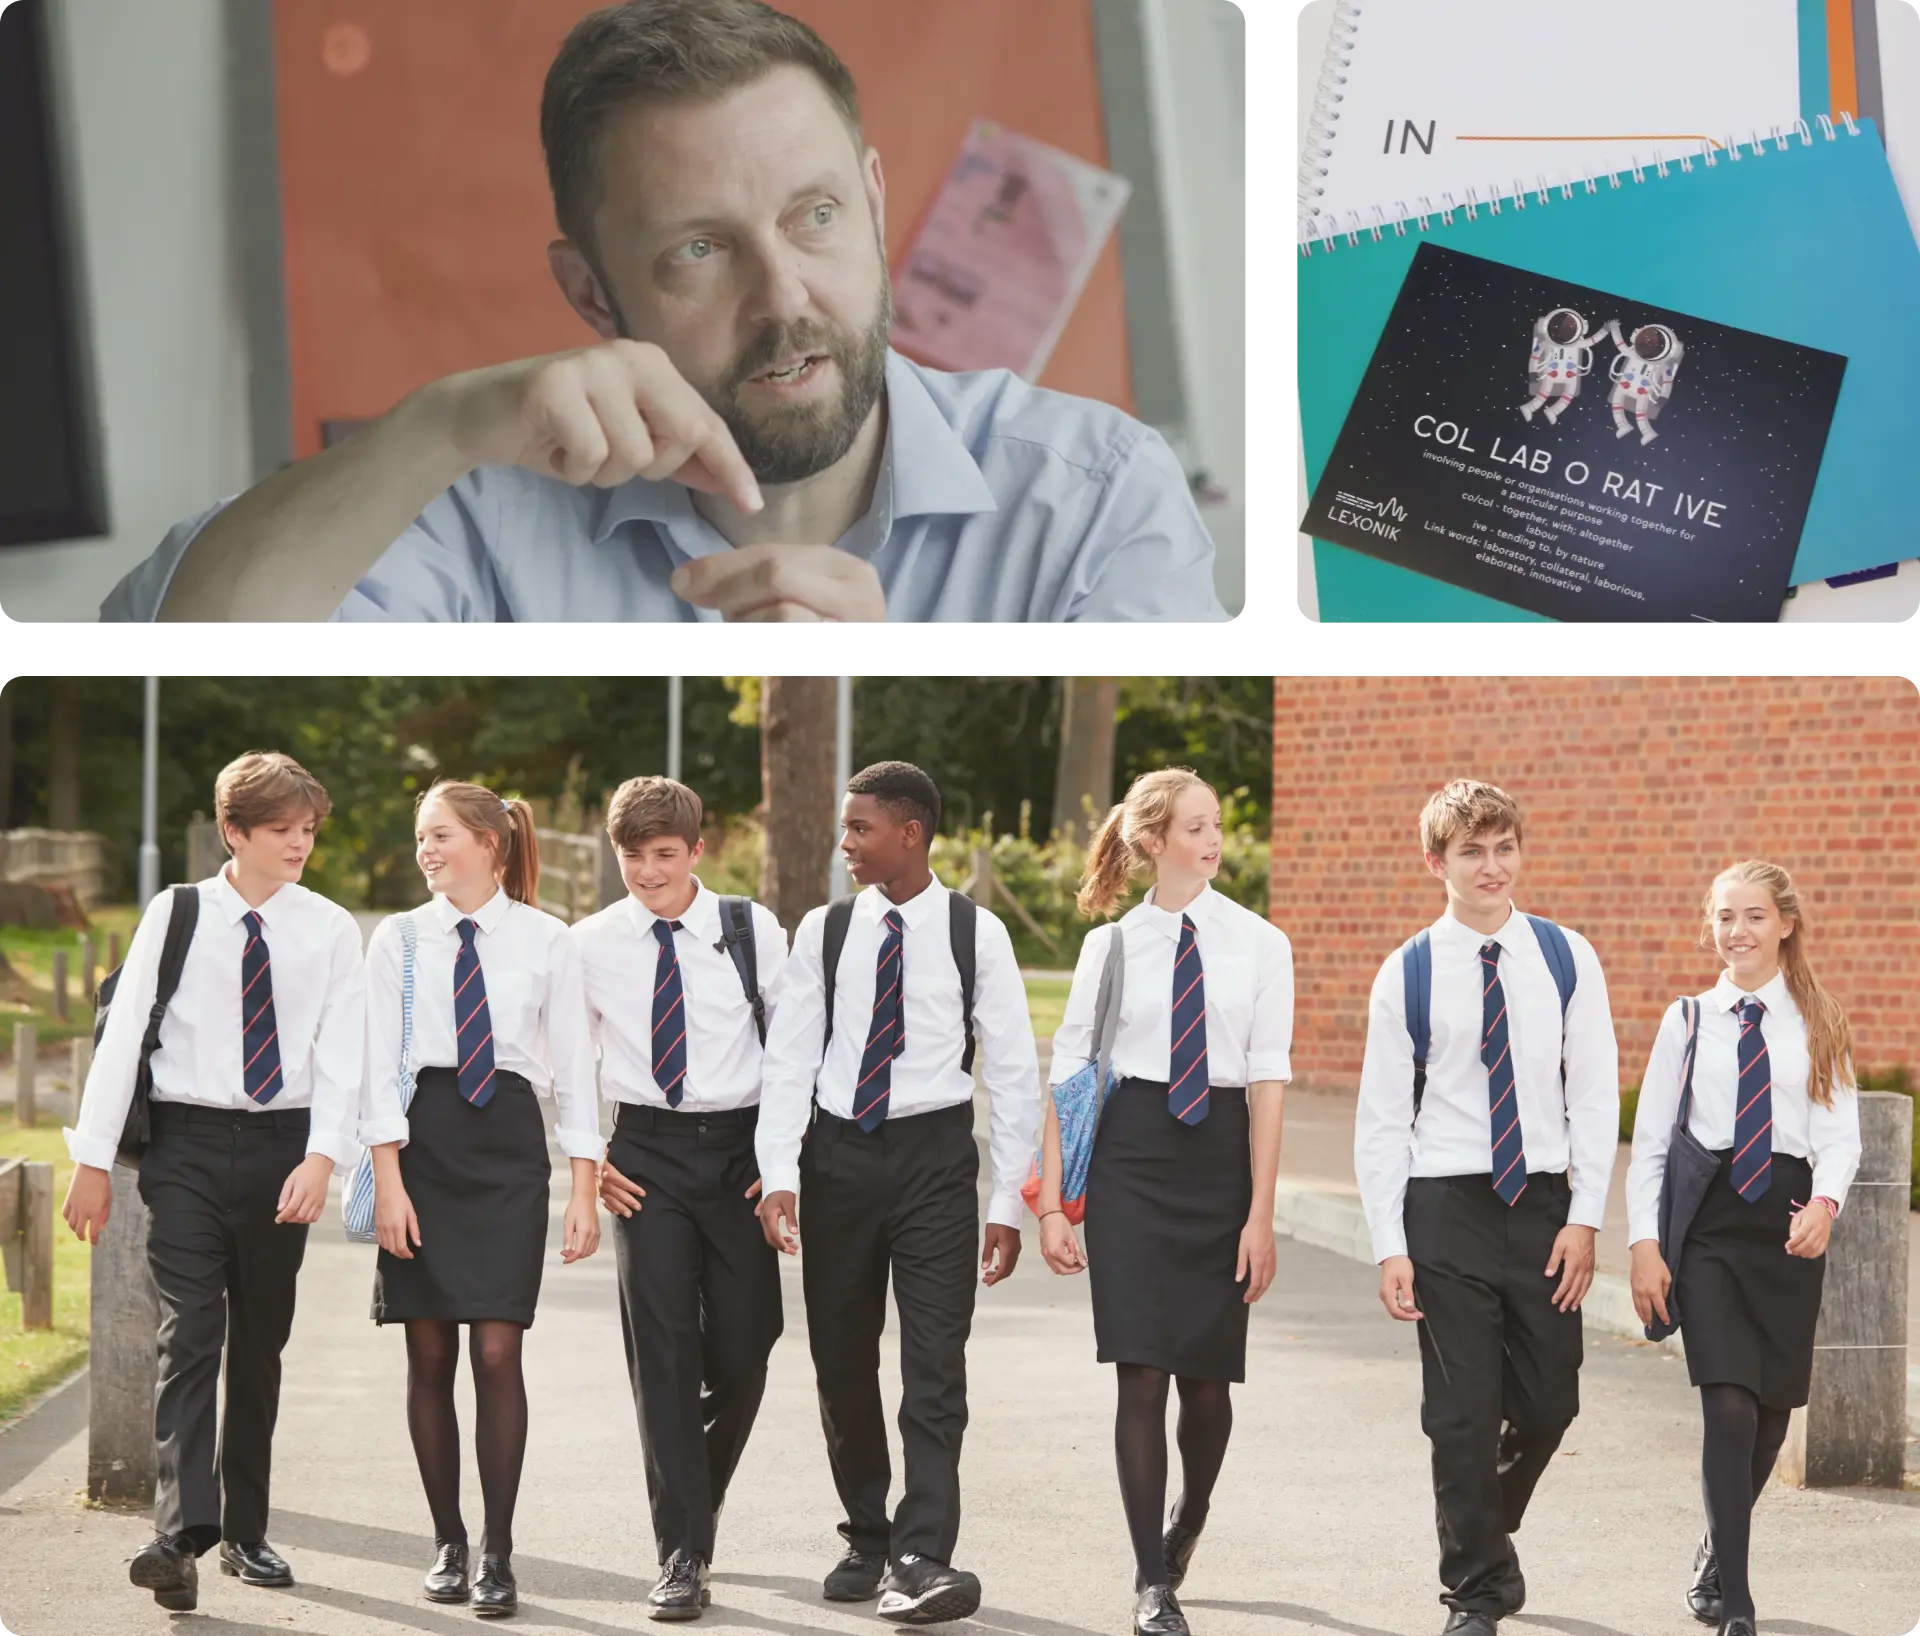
[88,1165,158,1506]
[69,1035,93,1125]
[78,935,95,1000]
[21,1161,53,1330]
[1776,1091,1914,1489]
[12,1024,36,1129]
[51,949,70,1024]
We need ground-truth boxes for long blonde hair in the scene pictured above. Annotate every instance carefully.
[419,780,542,906]
[1701,859,1851,1107]
[1075,768,1214,919]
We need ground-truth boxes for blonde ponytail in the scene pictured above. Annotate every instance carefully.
[1701,859,1853,1107]
[419,780,543,907]
[1072,767,1213,919]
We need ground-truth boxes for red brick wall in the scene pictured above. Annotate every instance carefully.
[1270,678,1920,1091]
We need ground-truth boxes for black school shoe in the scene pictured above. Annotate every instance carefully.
[876,1555,983,1625]
[471,1554,517,1618]
[218,1539,294,1587]
[1163,1520,1202,1591]
[129,1533,199,1611]
[1689,1535,1725,1624]
[1133,1583,1191,1635]
[1718,1620,1757,1636]
[423,1540,471,1603]
[648,1550,711,1621]
[1442,1612,1498,1636]
[823,1547,888,1602]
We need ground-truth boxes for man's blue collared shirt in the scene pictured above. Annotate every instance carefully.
[103,352,1227,622]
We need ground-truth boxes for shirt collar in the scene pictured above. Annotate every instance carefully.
[427,886,512,935]
[1434,902,1519,953]
[859,875,946,931]
[1134,881,1219,941]
[626,876,718,942]
[1711,969,1795,1015]
[211,865,293,928]
[586,351,998,553]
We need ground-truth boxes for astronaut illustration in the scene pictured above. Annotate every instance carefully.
[1519,308,1609,424]
[1607,319,1686,444]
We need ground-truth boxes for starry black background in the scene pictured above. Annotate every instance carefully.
[1304,243,1848,622]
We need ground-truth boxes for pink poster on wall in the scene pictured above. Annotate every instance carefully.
[891,120,1132,380]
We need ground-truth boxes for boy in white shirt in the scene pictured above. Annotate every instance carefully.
[60,753,366,1612]
[1353,780,1619,1636]
[573,776,787,1621]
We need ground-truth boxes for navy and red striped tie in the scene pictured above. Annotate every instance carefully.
[1167,914,1209,1125]
[453,918,497,1108]
[1481,941,1527,1204]
[240,910,282,1104]
[651,919,688,1107]
[1731,998,1772,1199]
[854,909,905,1132]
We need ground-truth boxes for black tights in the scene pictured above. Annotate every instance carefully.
[1114,1364,1234,1591]
[405,1320,529,1559]
[1700,1383,1792,1622]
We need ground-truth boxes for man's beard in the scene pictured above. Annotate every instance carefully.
[608,273,894,488]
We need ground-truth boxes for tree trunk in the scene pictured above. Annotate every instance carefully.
[1052,678,1119,843]
[47,680,81,830]
[759,678,839,935]
[0,684,14,829]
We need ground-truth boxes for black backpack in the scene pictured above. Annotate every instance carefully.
[820,892,978,1074]
[92,884,200,1167]
[710,895,768,1045]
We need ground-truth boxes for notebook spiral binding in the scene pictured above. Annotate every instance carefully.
[1297,0,1364,221]
[1299,111,1862,256]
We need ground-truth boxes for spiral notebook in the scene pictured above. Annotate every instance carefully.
[1299,117,1920,620]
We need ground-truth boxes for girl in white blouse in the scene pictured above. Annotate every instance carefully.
[361,781,602,1617]
[1036,769,1293,1636]
[1626,860,1861,1636]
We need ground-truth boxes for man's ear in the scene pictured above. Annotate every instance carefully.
[1422,850,1448,882]
[548,239,624,341]
[863,144,887,244]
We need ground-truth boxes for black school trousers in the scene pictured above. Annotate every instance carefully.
[1405,1171,1583,1617]
[607,1103,784,1565]
[137,1103,314,1554]
[800,1100,979,1564]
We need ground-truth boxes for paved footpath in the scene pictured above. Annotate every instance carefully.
[3,1117,1918,1636]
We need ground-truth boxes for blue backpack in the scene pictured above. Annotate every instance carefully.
[1400,916,1577,1113]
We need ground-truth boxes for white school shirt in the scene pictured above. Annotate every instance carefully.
[1625,971,1862,1246]
[569,879,789,1112]
[756,879,1041,1228]
[359,889,602,1162]
[64,868,366,1173]
[1048,882,1294,1088]
[1353,906,1621,1263]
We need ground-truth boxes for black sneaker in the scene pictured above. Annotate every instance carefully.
[877,1555,982,1625]
[822,1547,887,1602]
[129,1534,199,1612]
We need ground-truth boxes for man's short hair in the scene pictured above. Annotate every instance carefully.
[606,775,703,851]
[1419,779,1524,857]
[541,0,863,257]
[847,760,940,840]
[214,752,331,854]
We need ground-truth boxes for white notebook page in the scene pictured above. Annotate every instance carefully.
[1303,0,1807,233]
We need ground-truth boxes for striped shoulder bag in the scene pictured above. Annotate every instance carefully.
[343,914,418,1244]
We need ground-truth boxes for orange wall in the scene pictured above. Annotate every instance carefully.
[274,0,1133,458]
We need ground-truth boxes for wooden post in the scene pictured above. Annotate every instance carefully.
[21,1161,52,1330]
[70,1034,93,1125]
[88,1165,158,1505]
[12,1023,35,1129]
[79,934,96,1000]
[51,948,70,1023]
[107,931,122,971]
[1776,1091,1913,1489]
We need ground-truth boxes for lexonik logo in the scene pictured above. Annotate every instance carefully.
[1327,491,1409,540]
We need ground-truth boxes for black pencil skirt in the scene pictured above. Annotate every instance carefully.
[1678,1152,1825,1409]
[372,1068,552,1328]
[1083,1078,1252,1381]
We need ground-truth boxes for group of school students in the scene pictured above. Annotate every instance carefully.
[56,753,1860,1636]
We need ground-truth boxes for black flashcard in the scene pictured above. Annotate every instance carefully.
[1302,243,1848,622]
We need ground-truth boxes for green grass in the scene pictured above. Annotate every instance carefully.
[1023,975,1071,1047]
[0,1125,89,1424]
[1,907,141,1060]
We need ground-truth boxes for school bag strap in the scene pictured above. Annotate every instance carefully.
[819,890,978,1074]
[1400,915,1578,1117]
[1675,995,1702,1125]
[344,913,418,1243]
[714,896,767,1045]
[105,883,201,1167]
[819,894,859,1052]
